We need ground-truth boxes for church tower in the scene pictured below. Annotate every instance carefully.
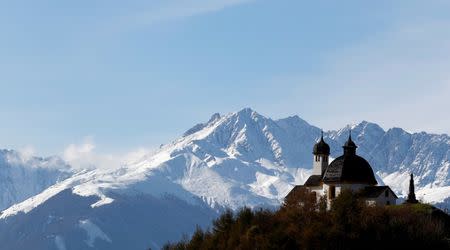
[312,131,330,176]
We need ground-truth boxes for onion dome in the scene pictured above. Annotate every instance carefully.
[313,131,330,155]
[344,134,357,148]
[343,133,357,155]
[322,133,377,185]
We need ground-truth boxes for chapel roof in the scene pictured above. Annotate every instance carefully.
[322,134,377,185]
[304,175,322,187]
[361,186,398,199]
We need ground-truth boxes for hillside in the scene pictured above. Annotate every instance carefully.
[164,190,450,250]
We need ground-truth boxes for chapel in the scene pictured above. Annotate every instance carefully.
[287,132,398,207]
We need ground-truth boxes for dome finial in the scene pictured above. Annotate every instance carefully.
[313,130,330,155]
[343,128,357,155]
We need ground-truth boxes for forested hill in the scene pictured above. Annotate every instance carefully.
[163,190,450,250]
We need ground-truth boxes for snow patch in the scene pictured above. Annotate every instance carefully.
[91,196,114,208]
[54,235,67,250]
[416,186,450,204]
[380,171,411,196]
[79,219,112,247]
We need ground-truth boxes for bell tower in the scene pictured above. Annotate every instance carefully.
[312,131,330,176]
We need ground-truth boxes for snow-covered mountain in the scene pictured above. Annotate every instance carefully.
[0,150,74,210]
[0,108,449,250]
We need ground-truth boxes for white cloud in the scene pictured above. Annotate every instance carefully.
[134,0,252,24]
[63,137,102,169]
[63,138,95,162]
[62,137,155,170]
[18,145,37,161]
[122,147,153,165]
[101,0,253,33]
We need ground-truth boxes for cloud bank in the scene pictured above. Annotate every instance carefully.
[63,137,154,170]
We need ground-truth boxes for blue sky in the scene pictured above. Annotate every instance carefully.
[0,0,449,159]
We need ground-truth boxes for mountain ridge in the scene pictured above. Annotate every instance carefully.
[0,149,74,211]
[0,107,449,249]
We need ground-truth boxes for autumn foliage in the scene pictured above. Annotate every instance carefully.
[163,189,450,250]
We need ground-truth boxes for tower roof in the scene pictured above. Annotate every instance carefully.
[343,131,357,156]
[343,133,357,148]
[323,135,377,185]
[313,131,330,155]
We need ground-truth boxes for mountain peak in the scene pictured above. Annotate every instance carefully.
[229,108,266,125]
[235,107,259,117]
[276,115,310,127]
[183,113,223,137]
[207,113,221,124]
[386,127,409,136]
[356,120,385,132]
[183,108,261,138]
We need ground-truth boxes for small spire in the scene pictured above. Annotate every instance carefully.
[406,173,419,204]
[343,128,357,155]
[321,130,324,140]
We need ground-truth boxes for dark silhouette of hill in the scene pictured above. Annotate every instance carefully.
[163,189,450,250]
